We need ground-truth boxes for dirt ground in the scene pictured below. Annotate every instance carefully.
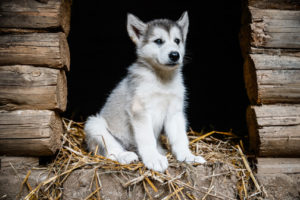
[0,163,237,200]
[0,161,299,200]
[1,120,299,200]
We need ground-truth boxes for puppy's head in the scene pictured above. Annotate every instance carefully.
[127,12,189,70]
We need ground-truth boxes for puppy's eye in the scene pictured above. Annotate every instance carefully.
[154,39,164,45]
[174,38,180,45]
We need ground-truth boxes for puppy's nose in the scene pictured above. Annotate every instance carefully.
[169,51,180,62]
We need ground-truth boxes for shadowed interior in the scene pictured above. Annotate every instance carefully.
[65,1,249,135]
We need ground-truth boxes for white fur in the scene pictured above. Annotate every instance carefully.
[84,12,206,172]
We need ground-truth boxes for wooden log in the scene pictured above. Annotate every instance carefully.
[249,7,300,49]
[239,6,300,57]
[0,110,62,156]
[244,54,300,104]
[257,158,300,174]
[247,105,300,157]
[0,156,39,170]
[248,0,300,10]
[0,32,70,70]
[249,47,300,57]
[0,0,71,35]
[0,65,67,112]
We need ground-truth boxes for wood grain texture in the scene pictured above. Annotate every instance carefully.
[244,54,300,104]
[0,32,70,70]
[0,0,71,35]
[257,158,300,174]
[240,5,300,57]
[248,0,300,10]
[0,65,67,112]
[249,47,300,57]
[249,7,300,49]
[247,105,300,157]
[0,110,62,156]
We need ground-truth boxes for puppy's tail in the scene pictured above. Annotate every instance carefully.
[84,114,109,155]
[84,114,124,156]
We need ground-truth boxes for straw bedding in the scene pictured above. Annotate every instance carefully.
[21,118,266,200]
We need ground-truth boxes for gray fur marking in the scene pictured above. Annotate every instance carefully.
[143,19,184,45]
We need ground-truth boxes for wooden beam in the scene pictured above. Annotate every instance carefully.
[240,6,300,57]
[0,110,62,156]
[257,158,300,174]
[0,65,67,112]
[248,0,300,10]
[249,7,300,49]
[247,105,300,157]
[0,32,70,70]
[0,0,71,35]
[244,54,300,104]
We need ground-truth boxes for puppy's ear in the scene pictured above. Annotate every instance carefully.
[177,11,189,41]
[127,13,146,45]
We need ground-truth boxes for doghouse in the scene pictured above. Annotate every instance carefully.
[0,0,299,199]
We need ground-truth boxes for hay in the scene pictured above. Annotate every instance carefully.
[22,118,266,200]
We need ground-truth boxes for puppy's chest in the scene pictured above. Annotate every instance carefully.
[143,83,184,117]
[144,91,174,131]
[148,92,173,112]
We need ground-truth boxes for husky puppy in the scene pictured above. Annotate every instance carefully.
[84,12,206,172]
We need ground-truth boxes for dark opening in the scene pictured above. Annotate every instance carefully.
[65,1,249,135]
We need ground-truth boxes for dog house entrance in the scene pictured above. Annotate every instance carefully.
[65,1,248,135]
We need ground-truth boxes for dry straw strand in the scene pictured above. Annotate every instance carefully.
[21,119,264,200]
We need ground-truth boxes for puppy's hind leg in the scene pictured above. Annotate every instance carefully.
[84,115,138,164]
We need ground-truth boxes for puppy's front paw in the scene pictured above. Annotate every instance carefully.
[118,151,139,164]
[176,152,206,164]
[108,151,139,164]
[143,154,168,172]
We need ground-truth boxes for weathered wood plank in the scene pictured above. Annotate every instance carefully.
[0,156,39,170]
[248,0,300,10]
[0,32,70,70]
[249,7,300,49]
[0,110,62,156]
[0,65,67,112]
[244,54,300,104]
[0,0,71,35]
[247,105,300,157]
[239,6,300,57]
[257,158,300,174]
[249,47,300,57]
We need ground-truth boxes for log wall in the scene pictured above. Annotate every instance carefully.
[244,54,300,104]
[0,0,71,35]
[0,110,62,156]
[0,0,71,158]
[240,0,300,176]
[247,105,300,157]
[0,33,70,70]
[0,65,67,111]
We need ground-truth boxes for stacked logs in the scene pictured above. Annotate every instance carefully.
[0,0,71,165]
[240,0,300,174]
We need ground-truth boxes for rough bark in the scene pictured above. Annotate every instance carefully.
[0,110,62,156]
[256,158,300,174]
[0,65,67,112]
[247,105,300,157]
[0,32,70,70]
[0,0,71,35]
[244,54,300,104]
[248,0,300,10]
[240,5,300,58]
